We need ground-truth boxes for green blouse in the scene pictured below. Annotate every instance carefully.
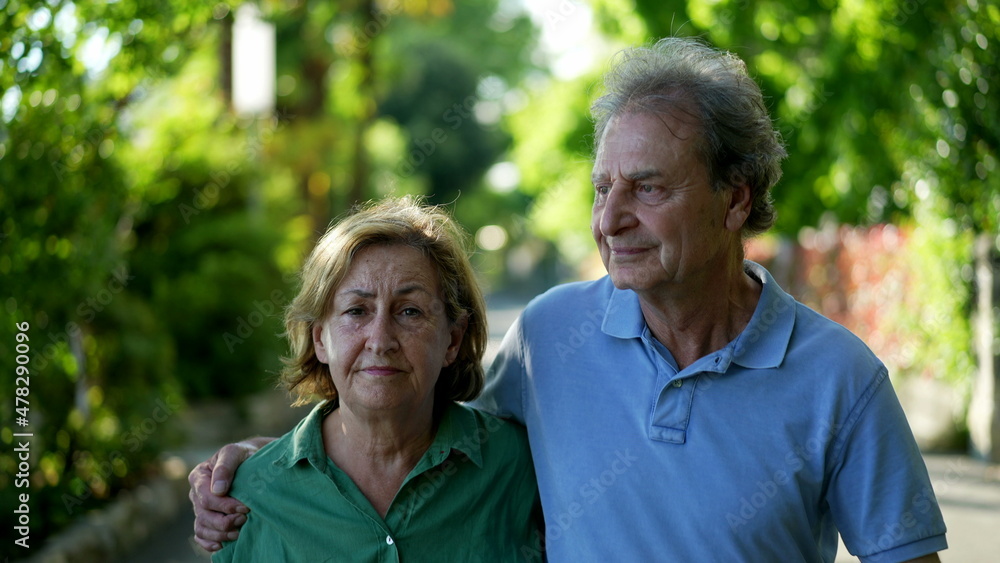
[213,401,542,562]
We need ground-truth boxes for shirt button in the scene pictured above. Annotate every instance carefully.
[672,379,683,388]
[386,535,394,545]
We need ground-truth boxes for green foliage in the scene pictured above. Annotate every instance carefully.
[379,41,510,205]
[893,206,976,390]
[507,74,597,264]
[0,0,292,549]
[1,0,545,550]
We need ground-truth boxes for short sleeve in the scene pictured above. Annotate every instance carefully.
[827,369,948,562]
[469,314,527,423]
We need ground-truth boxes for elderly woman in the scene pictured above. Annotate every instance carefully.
[211,197,540,562]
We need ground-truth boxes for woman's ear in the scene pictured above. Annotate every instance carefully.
[313,323,329,364]
[444,313,468,366]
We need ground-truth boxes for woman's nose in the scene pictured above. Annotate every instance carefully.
[365,311,400,354]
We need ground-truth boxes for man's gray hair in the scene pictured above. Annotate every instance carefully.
[591,37,787,237]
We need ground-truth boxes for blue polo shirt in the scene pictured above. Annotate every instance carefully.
[471,262,947,562]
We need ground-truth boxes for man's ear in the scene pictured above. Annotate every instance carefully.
[724,182,752,232]
[312,324,329,364]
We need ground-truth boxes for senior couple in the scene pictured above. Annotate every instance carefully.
[191,37,947,562]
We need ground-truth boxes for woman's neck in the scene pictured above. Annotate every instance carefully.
[321,401,437,517]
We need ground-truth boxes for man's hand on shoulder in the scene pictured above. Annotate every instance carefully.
[188,437,276,551]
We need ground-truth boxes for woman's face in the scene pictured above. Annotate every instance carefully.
[312,244,465,417]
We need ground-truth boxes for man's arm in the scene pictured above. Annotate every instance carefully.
[188,437,275,551]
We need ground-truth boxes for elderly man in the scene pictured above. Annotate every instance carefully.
[190,37,946,562]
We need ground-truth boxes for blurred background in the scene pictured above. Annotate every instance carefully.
[1,0,999,560]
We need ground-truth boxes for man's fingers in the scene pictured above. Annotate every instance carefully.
[190,481,249,516]
[193,511,248,551]
[209,442,258,496]
[192,535,221,553]
[187,437,274,551]
[189,459,248,514]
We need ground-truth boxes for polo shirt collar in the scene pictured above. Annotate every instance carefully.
[599,261,794,370]
[730,261,794,369]
[277,400,485,470]
[602,282,645,338]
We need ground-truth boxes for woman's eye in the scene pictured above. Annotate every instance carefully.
[401,307,422,317]
[345,307,365,316]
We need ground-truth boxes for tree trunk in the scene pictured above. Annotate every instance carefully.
[347,0,377,207]
[969,233,1000,463]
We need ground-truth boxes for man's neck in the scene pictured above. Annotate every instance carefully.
[637,259,762,370]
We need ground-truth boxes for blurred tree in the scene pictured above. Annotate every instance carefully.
[0,0,263,546]
[0,0,544,551]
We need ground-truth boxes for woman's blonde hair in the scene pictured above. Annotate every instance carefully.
[280,196,487,406]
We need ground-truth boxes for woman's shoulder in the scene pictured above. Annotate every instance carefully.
[229,404,328,501]
[450,402,530,462]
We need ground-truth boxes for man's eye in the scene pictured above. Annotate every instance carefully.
[639,185,656,193]
[595,185,610,195]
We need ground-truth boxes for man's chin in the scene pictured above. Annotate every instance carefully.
[607,269,641,291]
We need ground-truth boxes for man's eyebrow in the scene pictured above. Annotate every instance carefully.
[626,169,662,181]
[591,169,663,183]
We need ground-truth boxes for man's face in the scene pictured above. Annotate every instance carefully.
[590,111,743,296]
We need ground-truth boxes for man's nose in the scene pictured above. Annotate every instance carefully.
[598,185,638,236]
